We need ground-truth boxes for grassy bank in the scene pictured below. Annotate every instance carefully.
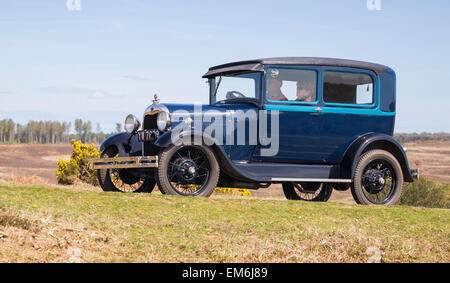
[0,182,448,262]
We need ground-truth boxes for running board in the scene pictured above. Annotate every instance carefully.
[91,156,158,169]
[271,178,352,183]
[232,161,348,183]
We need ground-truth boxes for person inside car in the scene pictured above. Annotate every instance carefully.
[267,77,288,101]
[296,80,316,102]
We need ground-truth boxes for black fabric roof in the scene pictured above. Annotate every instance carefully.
[202,57,389,77]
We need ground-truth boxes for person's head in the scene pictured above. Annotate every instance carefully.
[296,80,315,101]
[267,77,282,94]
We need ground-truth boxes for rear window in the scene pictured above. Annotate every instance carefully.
[323,72,374,105]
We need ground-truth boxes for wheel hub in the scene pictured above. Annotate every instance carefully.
[363,169,386,194]
[174,158,198,182]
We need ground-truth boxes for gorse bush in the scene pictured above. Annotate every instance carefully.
[400,177,449,209]
[56,139,100,186]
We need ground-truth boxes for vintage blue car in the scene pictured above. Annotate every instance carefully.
[92,57,418,205]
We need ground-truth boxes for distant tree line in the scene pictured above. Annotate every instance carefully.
[1,118,448,145]
[0,119,120,144]
[395,132,450,143]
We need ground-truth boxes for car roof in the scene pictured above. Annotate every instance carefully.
[202,57,390,78]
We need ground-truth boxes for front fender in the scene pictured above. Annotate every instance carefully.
[99,132,138,157]
[341,133,413,182]
[153,129,255,183]
[153,129,217,148]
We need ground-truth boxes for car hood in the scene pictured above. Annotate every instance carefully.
[143,102,260,130]
[162,103,258,114]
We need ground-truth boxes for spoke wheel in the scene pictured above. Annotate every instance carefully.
[351,149,403,205]
[97,147,156,193]
[282,182,332,202]
[168,146,211,195]
[109,169,146,193]
[361,160,396,204]
[157,145,219,197]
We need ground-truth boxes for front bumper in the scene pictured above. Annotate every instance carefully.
[91,156,158,169]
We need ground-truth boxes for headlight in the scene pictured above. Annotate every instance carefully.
[124,114,140,134]
[157,111,171,131]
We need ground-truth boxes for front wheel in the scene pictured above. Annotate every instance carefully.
[156,145,220,197]
[351,149,403,205]
[282,182,332,202]
[97,147,156,193]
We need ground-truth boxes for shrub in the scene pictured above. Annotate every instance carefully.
[56,139,100,186]
[399,177,450,209]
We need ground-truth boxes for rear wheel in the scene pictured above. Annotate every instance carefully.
[282,182,332,202]
[156,145,220,197]
[97,147,156,193]
[351,149,403,205]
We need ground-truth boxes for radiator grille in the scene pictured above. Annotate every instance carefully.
[143,114,159,156]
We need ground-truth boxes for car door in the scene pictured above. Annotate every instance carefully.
[315,68,393,163]
[252,66,391,164]
[252,66,329,163]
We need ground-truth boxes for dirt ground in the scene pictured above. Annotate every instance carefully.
[0,142,448,203]
[0,145,72,185]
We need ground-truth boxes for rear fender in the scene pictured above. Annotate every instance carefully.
[341,133,414,182]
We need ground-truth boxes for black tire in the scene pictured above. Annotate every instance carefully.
[351,149,403,205]
[156,145,219,197]
[97,147,156,193]
[332,183,350,191]
[282,182,332,202]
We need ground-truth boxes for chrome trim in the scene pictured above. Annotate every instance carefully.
[124,114,141,134]
[142,95,171,132]
[91,156,158,169]
[184,117,193,126]
[271,178,352,183]
[143,95,169,117]
[156,111,171,131]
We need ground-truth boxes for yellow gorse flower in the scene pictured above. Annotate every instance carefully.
[214,187,251,197]
[56,139,100,185]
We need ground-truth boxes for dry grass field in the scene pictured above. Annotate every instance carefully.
[0,142,449,201]
[0,182,448,263]
[0,142,448,263]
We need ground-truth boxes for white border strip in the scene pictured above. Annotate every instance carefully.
[271,178,352,183]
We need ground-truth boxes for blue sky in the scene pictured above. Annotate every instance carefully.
[0,0,449,133]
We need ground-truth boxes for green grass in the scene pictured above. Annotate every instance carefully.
[0,182,448,262]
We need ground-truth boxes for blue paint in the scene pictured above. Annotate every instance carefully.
[265,104,395,116]
[379,67,396,112]
[321,69,377,108]
[99,61,411,184]
[265,66,319,105]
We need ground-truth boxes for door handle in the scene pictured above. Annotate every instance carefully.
[315,107,323,112]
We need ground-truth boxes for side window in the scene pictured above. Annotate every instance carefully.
[323,72,374,105]
[267,68,317,102]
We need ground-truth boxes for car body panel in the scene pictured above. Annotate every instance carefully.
[98,57,413,187]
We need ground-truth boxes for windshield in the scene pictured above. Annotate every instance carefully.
[210,72,261,104]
